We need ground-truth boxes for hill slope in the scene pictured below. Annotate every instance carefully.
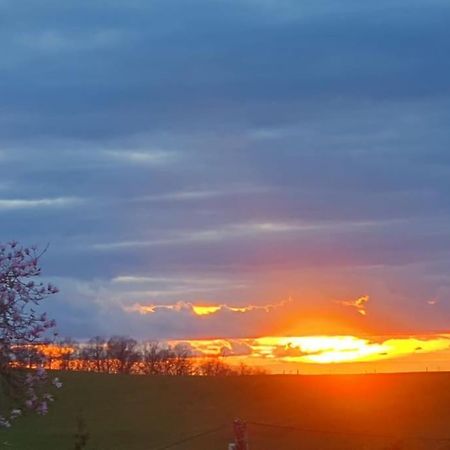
[1,372,449,450]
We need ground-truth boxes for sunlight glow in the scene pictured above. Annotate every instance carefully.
[22,334,450,373]
[191,305,222,315]
[178,335,450,365]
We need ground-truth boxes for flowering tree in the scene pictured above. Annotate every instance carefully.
[0,241,60,427]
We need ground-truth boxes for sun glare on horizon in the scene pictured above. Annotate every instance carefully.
[173,334,450,371]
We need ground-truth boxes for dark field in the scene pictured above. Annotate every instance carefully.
[1,372,449,450]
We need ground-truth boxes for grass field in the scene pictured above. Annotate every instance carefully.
[1,371,449,450]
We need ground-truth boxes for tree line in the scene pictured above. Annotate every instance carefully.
[43,336,266,376]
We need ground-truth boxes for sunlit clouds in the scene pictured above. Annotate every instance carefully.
[337,295,370,316]
[170,334,450,370]
[252,335,450,364]
[124,297,292,317]
[35,333,450,373]
[191,305,222,316]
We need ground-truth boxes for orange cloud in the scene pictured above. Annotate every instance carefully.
[337,295,369,316]
[191,305,223,316]
[124,297,292,316]
[171,334,450,366]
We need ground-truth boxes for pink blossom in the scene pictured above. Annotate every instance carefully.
[52,378,63,389]
[0,242,59,426]
[10,409,22,419]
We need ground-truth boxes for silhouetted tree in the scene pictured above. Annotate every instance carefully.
[106,336,139,374]
[170,343,194,376]
[236,362,266,376]
[81,336,108,373]
[35,335,268,377]
[57,338,78,371]
[141,341,170,375]
[197,357,235,376]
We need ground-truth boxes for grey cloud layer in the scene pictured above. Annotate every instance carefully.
[0,0,449,337]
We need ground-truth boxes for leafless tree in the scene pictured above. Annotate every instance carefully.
[106,336,139,374]
[197,357,236,376]
[141,341,169,375]
[80,336,108,373]
[169,343,194,376]
[57,337,78,371]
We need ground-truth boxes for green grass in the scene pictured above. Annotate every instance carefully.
[0,371,449,450]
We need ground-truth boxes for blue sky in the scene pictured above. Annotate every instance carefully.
[1,0,450,339]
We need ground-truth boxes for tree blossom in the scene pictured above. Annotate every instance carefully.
[0,242,60,426]
[52,377,62,389]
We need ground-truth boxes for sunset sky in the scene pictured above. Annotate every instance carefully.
[1,0,449,372]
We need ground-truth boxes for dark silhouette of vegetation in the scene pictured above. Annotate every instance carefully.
[40,336,265,376]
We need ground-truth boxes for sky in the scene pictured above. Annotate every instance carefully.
[1,0,450,371]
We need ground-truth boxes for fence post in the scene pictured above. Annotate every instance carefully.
[232,419,249,450]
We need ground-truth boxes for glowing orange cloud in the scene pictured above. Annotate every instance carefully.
[191,305,222,316]
[124,298,292,316]
[172,334,450,366]
[337,295,369,315]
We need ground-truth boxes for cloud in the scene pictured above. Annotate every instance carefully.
[125,302,189,315]
[0,197,82,210]
[123,297,292,317]
[272,343,313,358]
[337,295,370,316]
[220,340,253,357]
[111,275,233,288]
[92,219,397,250]
[168,334,450,366]
[133,185,270,202]
[102,150,178,166]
